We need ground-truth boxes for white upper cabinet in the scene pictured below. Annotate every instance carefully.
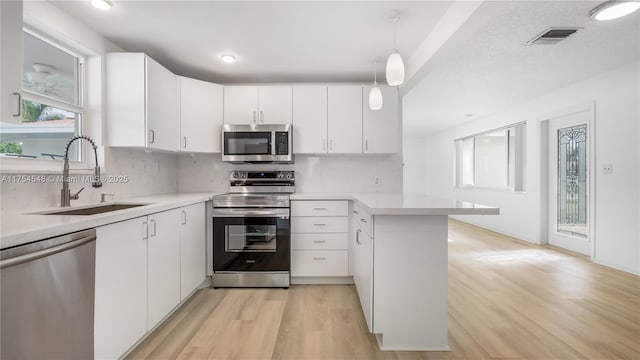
[146,57,180,151]
[223,86,258,124]
[327,86,363,154]
[292,86,327,154]
[105,53,180,151]
[258,86,292,124]
[179,76,223,153]
[224,86,292,125]
[0,0,23,124]
[363,86,399,154]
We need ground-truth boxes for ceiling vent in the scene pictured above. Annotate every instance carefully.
[526,27,582,45]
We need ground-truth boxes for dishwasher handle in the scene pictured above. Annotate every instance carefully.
[0,230,96,269]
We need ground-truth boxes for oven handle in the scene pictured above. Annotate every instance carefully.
[213,208,290,218]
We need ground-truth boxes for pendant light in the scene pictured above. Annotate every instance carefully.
[369,61,383,111]
[386,14,405,86]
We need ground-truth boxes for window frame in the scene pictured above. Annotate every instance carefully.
[0,27,93,174]
[455,122,527,193]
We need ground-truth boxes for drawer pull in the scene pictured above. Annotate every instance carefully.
[313,223,326,226]
[313,207,327,210]
[360,219,368,223]
[313,257,326,261]
[313,240,327,243]
[353,210,359,214]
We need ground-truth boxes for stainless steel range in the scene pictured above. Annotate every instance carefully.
[211,171,294,288]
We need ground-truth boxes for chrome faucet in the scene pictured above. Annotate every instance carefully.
[61,135,102,207]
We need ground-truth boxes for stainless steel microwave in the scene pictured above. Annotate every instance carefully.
[221,124,293,163]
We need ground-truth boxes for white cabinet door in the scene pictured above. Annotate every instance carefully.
[292,86,327,154]
[258,86,292,124]
[146,56,180,151]
[224,86,258,124]
[363,86,399,154]
[328,86,363,154]
[95,217,148,360]
[147,209,181,329]
[180,77,223,153]
[0,0,23,124]
[353,222,374,332]
[180,203,206,300]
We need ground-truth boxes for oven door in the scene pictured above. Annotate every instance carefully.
[222,131,274,163]
[213,208,290,272]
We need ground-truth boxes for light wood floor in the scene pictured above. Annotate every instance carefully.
[127,220,640,360]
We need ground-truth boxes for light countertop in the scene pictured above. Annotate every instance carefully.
[1,193,218,250]
[290,193,499,216]
[1,192,498,250]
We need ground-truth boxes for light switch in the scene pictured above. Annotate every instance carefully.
[603,163,613,175]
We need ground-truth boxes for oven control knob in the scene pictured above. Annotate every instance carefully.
[286,173,292,179]
[277,173,284,179]
[232,172,238,179]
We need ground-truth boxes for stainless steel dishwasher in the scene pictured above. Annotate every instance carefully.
[1,228,96,359]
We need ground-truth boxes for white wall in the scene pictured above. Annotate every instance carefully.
[178,154,403,194]
[402,136,428,194]
[416,61,640,275]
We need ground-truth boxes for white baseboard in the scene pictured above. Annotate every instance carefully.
[291,276,354,285]
[375,334,450,352]
[593,257,640,275]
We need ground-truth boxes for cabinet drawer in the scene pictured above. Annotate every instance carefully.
[291,201,348,217]
[292,233,348,250]
[291,250,349,277]
[291,216,348,233]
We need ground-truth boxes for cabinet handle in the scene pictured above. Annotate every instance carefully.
[149,130,155,144]
[329,139,334,151]
[12,93,21,117]
[313,257,326,261]
[313,207,327,211]
[356,229,362,245]
[313,240,327,243]
[313,223,326,226]
[181,210,187,225]
[150,219,157,236]
[260,110,264,123]
[365,139,368,152]
[353,210,359,215]
[183,136,187,149]
[360,219,368,223]
[253,111,256,124]
[142,221,148,240]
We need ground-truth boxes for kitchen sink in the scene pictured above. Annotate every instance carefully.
[35,203,150,216]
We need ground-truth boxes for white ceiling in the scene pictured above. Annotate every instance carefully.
[50,0,452,83]
[402,0,640,136]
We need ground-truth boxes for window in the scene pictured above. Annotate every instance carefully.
[455,123,526,191]
[0,30,83,161]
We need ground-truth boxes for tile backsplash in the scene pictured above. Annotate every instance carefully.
[0,148,178,212]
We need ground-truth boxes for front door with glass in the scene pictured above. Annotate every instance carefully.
[548,110,590,255]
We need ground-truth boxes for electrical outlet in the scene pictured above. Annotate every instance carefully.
[375,177,381,185]
[603,163,613,175]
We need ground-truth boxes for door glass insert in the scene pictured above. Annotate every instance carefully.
[225,224,277,252]
[557,124,587,237]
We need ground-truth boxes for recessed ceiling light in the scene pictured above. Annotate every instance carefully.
[91,0,112,11]
[590,1,640,20]
[221,55,236,63]
[465,114,473,117]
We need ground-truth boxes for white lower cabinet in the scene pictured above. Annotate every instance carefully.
[95,216,148,360]
[352,206,374,332]
[179,203,206,300]
[94,202,206,359]
[291,200,349,278]
[147,209,181,330]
